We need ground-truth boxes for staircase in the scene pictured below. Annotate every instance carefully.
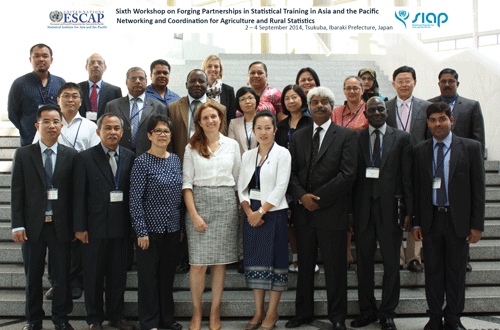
[0,118,499,318]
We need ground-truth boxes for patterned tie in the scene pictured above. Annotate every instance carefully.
[44,149,54,211]
[108,150,117,177]
[436,142,447,206]
[189,100,201,140]
[307,127,322,190]
[131,98,140,147]
[90,83,98,112]
[400,101,409,132]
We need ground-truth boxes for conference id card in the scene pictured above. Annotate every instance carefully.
[366,167,380,179]
[110,190,123,202]
[433,177,441,189]
[249,189,261,200]
[47,188,58,200]
[86,111,98,121]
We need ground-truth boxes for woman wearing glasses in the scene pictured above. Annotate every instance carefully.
[130,114,184,330]
[358,68,389,103]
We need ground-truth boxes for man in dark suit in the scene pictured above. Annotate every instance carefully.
[286,87,358,330]
[78,53,122,121]
[413,102,485,330]
[145,59,181,108]
[386,65,431,273]
[74,114,136,330]
[105,67,168,155]
[11,104,78,330]
[350,97,413,330]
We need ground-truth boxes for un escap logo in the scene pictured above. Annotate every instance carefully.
[49,11,63,22]
[412,12,448,27]
[395,11,410,28]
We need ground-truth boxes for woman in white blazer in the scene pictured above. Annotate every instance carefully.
[228,87,259,156]
[238,110,291,330]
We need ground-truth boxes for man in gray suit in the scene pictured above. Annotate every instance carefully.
[105,67,168,155]
[386,65,431,273]
[78,54,122,121]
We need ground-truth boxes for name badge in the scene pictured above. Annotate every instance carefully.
[47,188,58,200]
[249,189,261,200]
[366,167,380,179]
[433,177,442,189]
[86,111,98,121]
[110,190,124,202]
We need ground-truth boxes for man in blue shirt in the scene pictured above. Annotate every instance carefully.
[145,59,180,108]
[8,44,66,146]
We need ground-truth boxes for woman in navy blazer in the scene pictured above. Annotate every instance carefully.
[238,110,291,330]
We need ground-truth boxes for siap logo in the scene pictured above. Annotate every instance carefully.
[412,12,448,27]
[395,11,410,29]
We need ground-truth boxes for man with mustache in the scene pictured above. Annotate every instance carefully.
[78,54,123,121]
[9,44,66,146]
[146,59,180,108]
[287,87,357,330]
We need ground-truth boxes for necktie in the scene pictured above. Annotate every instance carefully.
[373,129,381,167]
[189,100,201,140]
[44,149,54,211]
[400,101,409,132]
[90,83,98,112]
[436,142,447,206]
[307,127,322,190]
[131,98,140,147]
[108,150,117,177]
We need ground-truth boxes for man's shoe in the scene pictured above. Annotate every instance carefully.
[444,321,466,330]
[380,318,397,330]
[466,263,472,272]
[238,260,245,274]
[22,323,42,330]
[54,322,75,330]
[71,286,83,299]
[350,314,377,328]
[90,324,103,330]
[408,260,424,272]
[45,287,54,300]
[331,322,346,330]
[285,316,313,328]
[109,319,136,330]
[424,318,444,330]
[165,322,183,330]
[176,261,190,274]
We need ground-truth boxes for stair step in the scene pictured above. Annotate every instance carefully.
[0,138,20,148]
[486,188,500,202]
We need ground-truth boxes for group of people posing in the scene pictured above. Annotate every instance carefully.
[9,43,486,330]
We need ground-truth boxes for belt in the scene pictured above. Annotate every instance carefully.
[44,215,53,222]
[433,205,450,213]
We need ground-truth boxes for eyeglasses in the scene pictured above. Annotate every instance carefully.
[395,79,414,85]
[128,76,146,82]
[439,79,457,85]
[239,96,256,102]
[38,120,61,126]
[150,129,171,136]
[344,86,362,92]
[310,99,331,106]
[61,94,81,100]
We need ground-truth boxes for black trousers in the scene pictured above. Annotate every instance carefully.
[295,222,347,324]
[81,237,128,325]
[22,222,72,325]
[422,209,468,324]
[136,231,180,330]
[355,198,402,319]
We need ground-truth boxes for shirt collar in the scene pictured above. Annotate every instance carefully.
[39,141,58,155]
[101,143,120,156]
[433,132,452,149]
[128,92,146,102]
[62,112,83,126]
[313,119,331,133]
[369,123,387,136]
[397,95,413,107]
[89,80,103,89]
[440,93,458,103]
[187,94,207,105]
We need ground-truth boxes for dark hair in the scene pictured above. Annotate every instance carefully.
[36,104,61,121]
[438,68,458,80]
[186,69,207,82]
[189,103,225,158]
[30,44,53,57]
[96,114,124,129]
[147,114,172,134]
[234,87,260,113]
[126,67,147,79]
[295,67,321,87]
[150,59,171,74]
[393,65,416,81]
[426,102,452,119]
[57,82,82,98]
[248,61,268,74]
[253,110,276,129]
[281,84,308,116]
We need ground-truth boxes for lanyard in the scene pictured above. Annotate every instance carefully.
[244,122,253,149]
[396,99,413,132]
[130,96,148,121]
[61,120,83,149]
[35,74,52,104]
[341,104,363,128]
[254,142,274,189]
[89,83,102,112]
[259,86,267,98]
[112,153,122,190]
[369,132,385,166]
[433,143,451,177]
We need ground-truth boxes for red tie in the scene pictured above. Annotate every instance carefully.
[90,84,98,112]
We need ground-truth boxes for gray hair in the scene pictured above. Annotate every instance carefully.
[97,113,124,129]
[343,76,364,89]
[307,86,335,108]
[126,67,147,79]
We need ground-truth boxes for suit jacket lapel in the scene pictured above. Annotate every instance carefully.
[316,122,336,162]
[94,145,115,187]
[302,125,313,169]
[359,129,371,167]
[52,144,66,181]
[118,97,131,124]
[181,97,190,131]
[98,82,109,114]
[451,96,461,130]
[380,127,395,170]
[448,134,461,181]
[116,148,130,188]
[81,81,91,113]
[31,143,46,185]
[410,97,420,132]
[425,140,434,180]
[386,98,397,128]
[139,98,153,126]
